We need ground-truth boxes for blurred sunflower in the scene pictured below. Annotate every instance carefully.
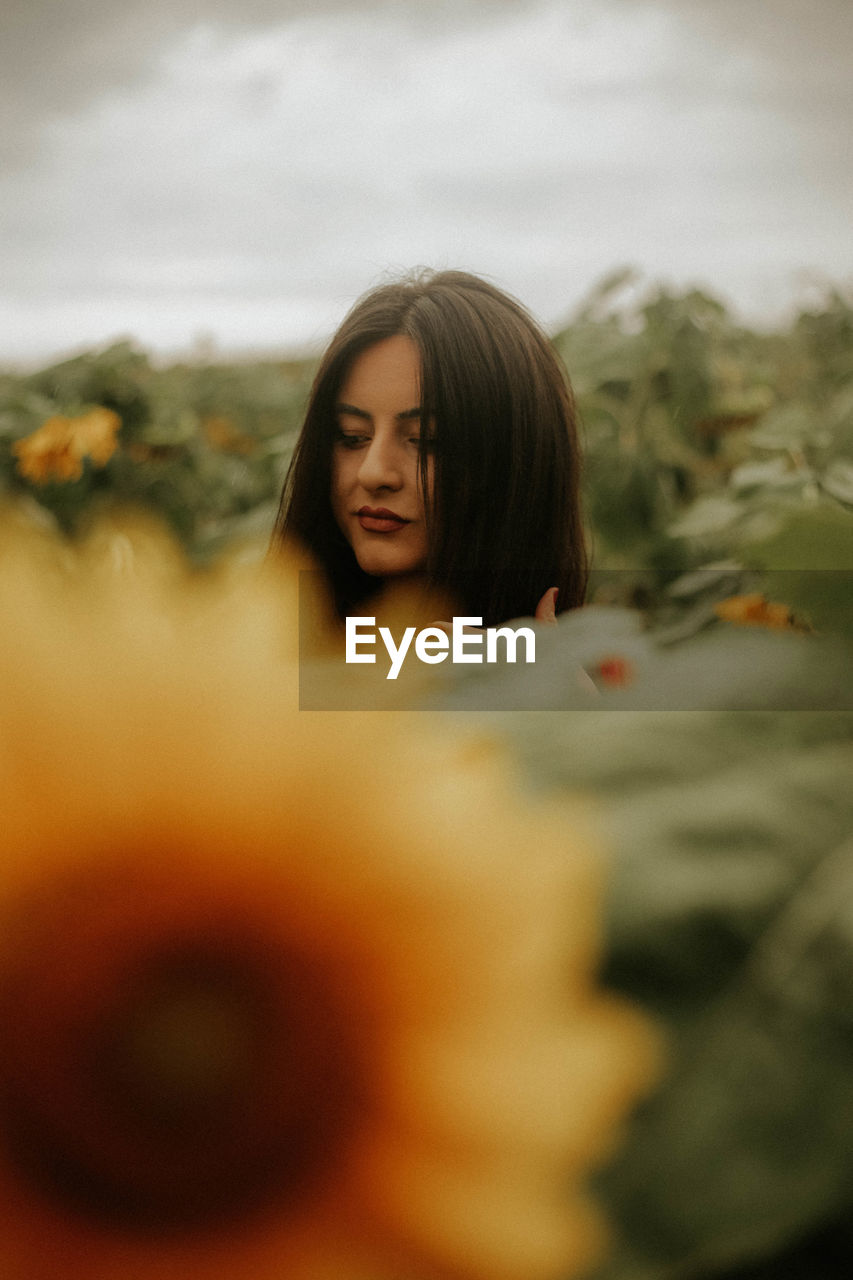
[12,407,121,483]
[714,592,803,632]
[0,514,657,1280]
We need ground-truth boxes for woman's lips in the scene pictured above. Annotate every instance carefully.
[356,507,410,533]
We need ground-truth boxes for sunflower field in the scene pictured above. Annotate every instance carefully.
[0,275,851,1280]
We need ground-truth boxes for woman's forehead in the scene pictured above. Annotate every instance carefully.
[338,335,423,412]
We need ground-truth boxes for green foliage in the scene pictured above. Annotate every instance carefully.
[591,712,853,1280]
[555,277,853,647]
[444,695,853,1280]
[0,341,315,558]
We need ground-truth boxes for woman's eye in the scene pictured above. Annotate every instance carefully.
[335,430,369,449]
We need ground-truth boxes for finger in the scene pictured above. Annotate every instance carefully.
[535,587,559,625]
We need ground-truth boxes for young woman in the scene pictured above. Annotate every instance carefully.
[271,269,587,627]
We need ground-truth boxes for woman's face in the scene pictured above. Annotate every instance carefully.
[331,334,433,579]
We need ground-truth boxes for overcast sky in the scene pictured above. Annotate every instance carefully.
[2,0,852,365]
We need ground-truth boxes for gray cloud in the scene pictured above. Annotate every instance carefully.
[3,0,331,161]
[641,0,853,73]
[11,0,851,126]
[1,0,851,361]
[7,0,852,172]
[2,0,526,162]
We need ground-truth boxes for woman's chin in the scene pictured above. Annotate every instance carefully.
[356,554,426,581]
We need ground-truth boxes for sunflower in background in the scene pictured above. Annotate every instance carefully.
[12,408,122,484]
[0,511,656,1280]
[714,593,804,631]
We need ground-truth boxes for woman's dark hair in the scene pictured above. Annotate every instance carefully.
[272,269,587,626]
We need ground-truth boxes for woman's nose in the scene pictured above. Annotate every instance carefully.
[357,435,404,491]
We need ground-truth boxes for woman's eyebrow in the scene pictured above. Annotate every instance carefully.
[335,402,371,420]
[335,402,423,420]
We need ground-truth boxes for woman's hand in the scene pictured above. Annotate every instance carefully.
[534,587,559,625]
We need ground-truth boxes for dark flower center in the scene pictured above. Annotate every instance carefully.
[0,861,362,1235]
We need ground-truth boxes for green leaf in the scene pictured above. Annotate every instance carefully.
[729,457,805,493]
[748,404,814,452]
[479,706,853,1280]
[596,776,853,1279]
[821,459,853,507]
[743,505,853,639]
[669,495,745,539]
